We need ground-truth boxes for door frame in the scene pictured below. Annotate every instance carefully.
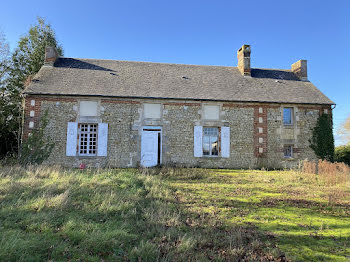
[141,126,162,166]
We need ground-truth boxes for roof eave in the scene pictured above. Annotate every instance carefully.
[22,92,335,106]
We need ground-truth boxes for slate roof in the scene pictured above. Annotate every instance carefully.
[23,57,334,105]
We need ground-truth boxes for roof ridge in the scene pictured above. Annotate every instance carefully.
[58,57,296,72]
[58,57,237,69]
[252,68,292,72]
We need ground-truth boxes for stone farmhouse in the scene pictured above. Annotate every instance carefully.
[22,45,334,168]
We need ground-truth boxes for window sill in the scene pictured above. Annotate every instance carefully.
[75,155,100,158]
[202,119,220,121]
[67,155,106,159]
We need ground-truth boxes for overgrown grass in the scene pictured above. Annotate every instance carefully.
[2,164,348,261]
[165,164,350,261]
[0,165,280,261]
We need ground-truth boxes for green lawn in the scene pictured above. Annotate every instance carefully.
[166,169,350,261]
[0,166,349,261]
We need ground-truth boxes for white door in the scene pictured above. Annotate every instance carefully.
[141,131,158,167]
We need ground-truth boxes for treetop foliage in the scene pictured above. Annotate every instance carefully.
[335,144,350,165]
[0,17,63,156]
[7,17,63,96]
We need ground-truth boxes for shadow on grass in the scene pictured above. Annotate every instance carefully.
[264,233,350,261]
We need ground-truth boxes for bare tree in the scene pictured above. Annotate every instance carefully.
[0,30,11,155]
[0,30,9,55]
[0,29,9,82]
[337,115,350,145]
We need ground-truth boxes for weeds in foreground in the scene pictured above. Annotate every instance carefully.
[302,159,350,205]
[302,159,350,185]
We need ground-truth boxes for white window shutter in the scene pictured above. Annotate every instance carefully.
[194,126,203,157]
[97,123,108,156]
[221,126,230,158]
[66,122,78,156]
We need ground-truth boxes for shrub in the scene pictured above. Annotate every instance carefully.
[19,110,54,166]
[335,144,350,165]
[309,113,335,162]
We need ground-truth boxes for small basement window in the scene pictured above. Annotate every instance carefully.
[283,107,293,126]
[203,127,219,156]
[78,123,98,156]
[283,145,293,158]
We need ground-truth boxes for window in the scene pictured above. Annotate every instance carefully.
[203,127,219,156]
[144,104,162,119]
[78,123,98,156]
[283,145,293,158]
[203,105,220,120]
[283,107,293,125]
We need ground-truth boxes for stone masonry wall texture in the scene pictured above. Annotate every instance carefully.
[23,95,331,169]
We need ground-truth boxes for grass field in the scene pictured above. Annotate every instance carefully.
[0,165,349,261]
[166,167,350,261]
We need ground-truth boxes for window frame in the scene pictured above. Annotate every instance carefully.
[202,127,220,157]
[78,123,98,156]
[283,107,294,126]
[283,145,293,158]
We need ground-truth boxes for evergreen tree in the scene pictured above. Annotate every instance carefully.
[309,113,335,162]
[0,17,63,156]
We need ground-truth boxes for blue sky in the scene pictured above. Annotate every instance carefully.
[1,0,349,145]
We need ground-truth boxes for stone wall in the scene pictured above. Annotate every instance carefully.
[22,95,331,169]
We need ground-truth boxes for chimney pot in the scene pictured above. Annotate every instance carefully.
[237,44,251,76]
[45,46,58,65]
[291,60,307,81]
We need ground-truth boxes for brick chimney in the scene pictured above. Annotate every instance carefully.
[291,60,307,81]
[237,44,251,76]
[44,46,58,65]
